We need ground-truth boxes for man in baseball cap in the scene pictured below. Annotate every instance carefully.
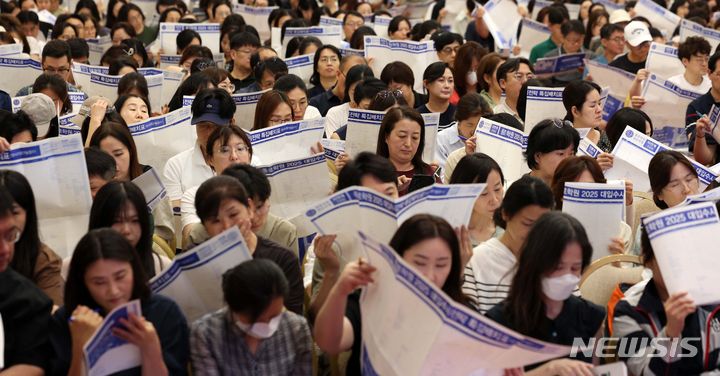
[164,88,236,209]
[609,20,652,74]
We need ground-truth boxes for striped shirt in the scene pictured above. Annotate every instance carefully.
[190,308,313,376]
[462,238,517,314]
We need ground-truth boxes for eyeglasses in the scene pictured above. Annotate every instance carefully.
[609,37,625,44]
[235,49,254,55]
[0,227,21,245]
[320,56,339,63]
[43,66,70,74]
[217,144,250,156]
[344,21,363,28]
[551,118,573,128]
[376,89,404,101]
[512,72,535,81]
[219,82,235,92]
[441,46,461,54]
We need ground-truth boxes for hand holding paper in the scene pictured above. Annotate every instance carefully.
[82,300,142,376]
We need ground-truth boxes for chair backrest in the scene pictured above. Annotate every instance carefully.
[579,254,644,307]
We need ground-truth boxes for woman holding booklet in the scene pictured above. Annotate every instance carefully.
[551,156,633,254]
[376,106,440,196]
[90,181,171,278]
[50,228,189,376]
[463,175,555,314]
[562,80,606,149]
[525,118,581,187]
[449,153,505,246]
[314,214,471,376]
[486,212,604,376]
[611,223,720,375]
[194,176,304,315]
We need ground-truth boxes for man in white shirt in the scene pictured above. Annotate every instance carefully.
[164,88,236,208]
[668,36,712,94]
[492,57,534,125]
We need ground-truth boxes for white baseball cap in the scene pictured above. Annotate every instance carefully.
[624,21,652,47]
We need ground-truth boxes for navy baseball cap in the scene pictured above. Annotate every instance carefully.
[191,97,233,125]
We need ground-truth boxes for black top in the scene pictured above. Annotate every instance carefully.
[309,89,343,117]
[0,268,52,370]
[308,84,327,99]
[686,90,720,160]
[486,296,605,368]
[608,54,646,74]
[345,291,362,376]
[238,82,262,93]
[465,23,495,52]
[416,103,457,131]
[413,91,429,108]
[49,294,190,376]
[230,73,256,92]
[255,236,304,315]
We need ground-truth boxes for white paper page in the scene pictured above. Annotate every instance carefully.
[159,23,221,54]
[321,139,345,161]
[83,300,142,376]
[345,109,385,156]
[149,226,252,322]
[247,118,325,165]
[158,54,182,68]
[634,0,681,36]
[282,26,343,57]
[644,202,720,305]
[258,154,331,218]
[233,4,277,41]
[394,184,484,228]
[85,36,112,65]
[0,135,92,258]
[562,181,625,261]
[421,112,439,162]
[606,125,717,192]
[357,232,570,375]
[59,113,81,136]
[137,69,164,114]
[474,117,528,185]
[231,90,267,129]
[128,106,195,173]
[320,15,344,27]
[585,60,636,98]
[679,19,720,53]
[406,0,435,19]
[0,57,43,96]
[682,186,720,205]
[577,137,601,158]
[602,93,625,122]
[162,70,184,107]
[645,43,684,80]
[339,47,365,57]
[641,73,701,149]
[71,63,107,94]
[534,53,587,78]
[0,43,23,57]
[518,19,551,58]
[285,53,314,84]
[131,168,167,211]
[482,0,521,50]
[364,37,439,93]
[524,86,565,132]
[374,16,391,39]
[271,27,282,51]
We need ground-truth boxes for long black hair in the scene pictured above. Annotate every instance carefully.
[64,228,150,314]
[88,181,155,278]
[502,212,593,338]
[0,171,41,280]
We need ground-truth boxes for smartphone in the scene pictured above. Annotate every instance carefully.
[407,174,435,193]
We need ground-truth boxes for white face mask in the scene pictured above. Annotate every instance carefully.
[541,273,580,301]
[236,313,283,339]
[466,71,478,86]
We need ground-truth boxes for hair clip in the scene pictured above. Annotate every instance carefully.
[124,47,134,56]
